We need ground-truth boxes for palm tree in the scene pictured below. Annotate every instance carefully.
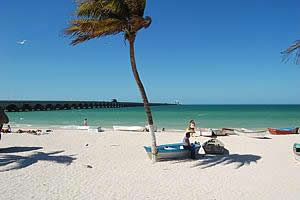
[65,0,158,161]
[282,40,300,64]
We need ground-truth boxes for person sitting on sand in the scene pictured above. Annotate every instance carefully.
[183,132,196,159]
[186,120,196,137]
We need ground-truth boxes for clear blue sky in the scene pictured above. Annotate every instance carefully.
[1,0,300,104]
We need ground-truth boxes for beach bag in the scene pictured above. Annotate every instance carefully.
[0,108,9,124]
[203,138,225,154]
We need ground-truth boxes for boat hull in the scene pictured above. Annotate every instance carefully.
[221,128,236,135]
[113,126,146,132]
[268,128,298,135]
[202,139,225,154]
[293,143,300,161]
[234,128,268,138]
[77,126,89,130]
[144,143,201,160]
[200,128,228,137]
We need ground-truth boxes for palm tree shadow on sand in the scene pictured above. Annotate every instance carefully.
[0,146,43,153]
[192,149,261,169]
[0,150,76,172]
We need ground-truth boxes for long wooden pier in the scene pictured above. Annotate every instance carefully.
[0,100,174,112]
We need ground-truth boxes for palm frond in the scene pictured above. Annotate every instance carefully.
[65,18,125,45]
[282,40,300,64]
[124,0,146,17]
[77,0,130,20]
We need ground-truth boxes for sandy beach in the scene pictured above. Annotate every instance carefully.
[1,129,300,200]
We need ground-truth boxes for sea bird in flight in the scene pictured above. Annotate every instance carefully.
[17,40,27,45]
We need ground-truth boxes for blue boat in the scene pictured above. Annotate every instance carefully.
[144,143,201,160]
[293,143,300,161]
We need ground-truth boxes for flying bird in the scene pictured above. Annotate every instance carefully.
[17,40,27,45]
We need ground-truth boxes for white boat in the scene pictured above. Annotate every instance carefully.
[113,126,146,132]
[221,128,236,135]
[199,128,213,137]
[144,143,201,160]
[293,143,300,161]
[199,128,226,137]
[88,127,103,133]
[212,129,228,136]
[77,126,89,130]
[234,128,268,138]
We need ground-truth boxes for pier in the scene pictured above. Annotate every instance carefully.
[0,100,174,112]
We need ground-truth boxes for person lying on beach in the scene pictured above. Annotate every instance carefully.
[16,129,44,135]
[16,129,25,133]
[186,120,196,137]
[2,125,12,133]
[183,132,196,159]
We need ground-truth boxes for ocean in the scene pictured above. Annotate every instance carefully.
[5,105,300,130]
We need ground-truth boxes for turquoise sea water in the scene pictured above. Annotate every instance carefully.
[5,105,300,130]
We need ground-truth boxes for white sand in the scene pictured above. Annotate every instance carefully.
[1,129,300,200]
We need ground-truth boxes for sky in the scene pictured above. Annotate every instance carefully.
[1,0,300,104]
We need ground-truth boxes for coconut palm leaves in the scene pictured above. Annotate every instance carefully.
[66,18,126,45]
[282,40,300,64]
[65,0,150,45]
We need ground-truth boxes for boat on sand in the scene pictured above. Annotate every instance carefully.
[293,143,300,161]
[202,139,226,154]
[144,143,201,160]
[77,126,89,130]
[268,128,298,135]
[221,128,235,135]
[113,126,146,132]
[200,128,228,137]
[234,128,268,138]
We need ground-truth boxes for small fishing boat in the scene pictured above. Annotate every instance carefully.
[202,139,225,154]
[221,128,236,135]
[213,129,228,136]
[234,128,268,138]
[293,143,300,161]
[199,128,213,137]
[144,143,201,160]
[77,126,89,130]
[268,128,298,135]
[113,126,146,132]
[199,128,227,137]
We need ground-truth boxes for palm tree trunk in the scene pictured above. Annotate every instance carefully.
[128,34,157,162]
[0,124,3,140]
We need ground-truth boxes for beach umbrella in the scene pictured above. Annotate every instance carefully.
[0,108,9,124]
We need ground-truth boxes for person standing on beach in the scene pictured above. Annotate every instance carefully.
[186,120,196,137]
[0,108,9,140]
[83,119,88,126]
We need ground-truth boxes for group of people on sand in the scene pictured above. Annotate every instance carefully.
[15,129,53,135]
[1,125,53,135]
